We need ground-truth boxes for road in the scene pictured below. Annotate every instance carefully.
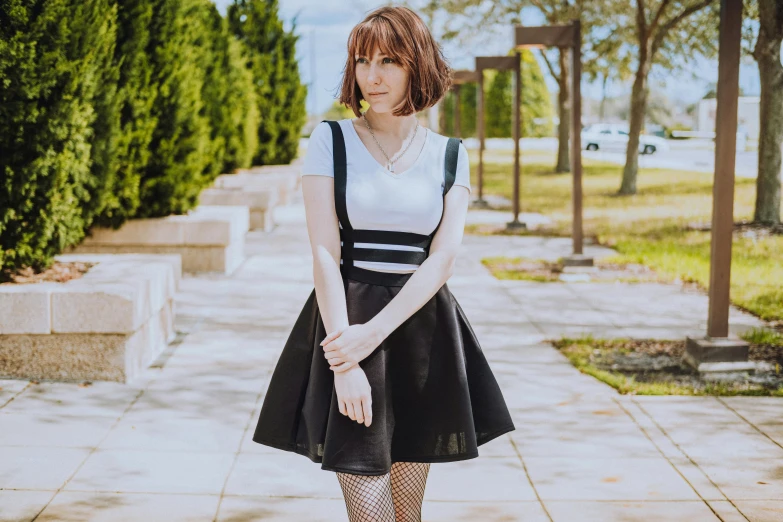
[459,137,762,179]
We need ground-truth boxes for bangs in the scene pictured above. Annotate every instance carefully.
[349,18,404,62]
[338,6,453,118]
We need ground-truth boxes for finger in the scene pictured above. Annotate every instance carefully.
[331,361,353,373]
[354,401,364,424]
[338,400,346,416]
[320,328,343,346]
[323,341,340,353]
[362,399,372,427]
[346,402,356,421]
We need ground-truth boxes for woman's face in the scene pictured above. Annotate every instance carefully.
[354,47,409,114]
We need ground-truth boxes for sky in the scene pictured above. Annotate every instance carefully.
[214,0,762,117]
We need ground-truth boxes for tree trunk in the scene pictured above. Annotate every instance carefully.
[555,48,570,173]
[753,0,783,225]
[599,74,608,121]
[619,52,651,195]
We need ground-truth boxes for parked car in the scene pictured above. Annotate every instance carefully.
[581,123,670,155]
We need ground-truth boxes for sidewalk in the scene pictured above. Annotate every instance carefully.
[0,188,781,521]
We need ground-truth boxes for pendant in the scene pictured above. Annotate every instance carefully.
[387,161,395,173]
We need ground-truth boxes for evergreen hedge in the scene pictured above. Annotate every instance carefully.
[228,0,306,166]
[0,0,306,274]
[0,0,118,275]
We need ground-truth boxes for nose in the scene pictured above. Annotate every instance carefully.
[367,62,381,85]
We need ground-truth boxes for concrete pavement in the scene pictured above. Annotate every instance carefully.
[0,187,780,521]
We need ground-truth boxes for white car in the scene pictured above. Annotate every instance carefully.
[581,123,669,155]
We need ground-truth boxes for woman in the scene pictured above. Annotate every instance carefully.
[252,6,515,521]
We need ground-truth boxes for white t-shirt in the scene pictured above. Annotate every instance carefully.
[301,118,471,274]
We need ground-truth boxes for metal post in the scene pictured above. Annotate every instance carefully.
[684,0,749,369]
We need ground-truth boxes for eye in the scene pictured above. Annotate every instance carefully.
[383,57,394,64]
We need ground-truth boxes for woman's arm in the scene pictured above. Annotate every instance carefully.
[303,174,374,427]
[301,175,349,335]
[367,184,470,339]
[322,184,471,372]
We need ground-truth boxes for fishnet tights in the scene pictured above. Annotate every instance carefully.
[336,462,431,522]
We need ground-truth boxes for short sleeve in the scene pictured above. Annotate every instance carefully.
[452,141,471,194]
[301,121,334,178]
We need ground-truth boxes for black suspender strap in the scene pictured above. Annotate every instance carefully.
[427,137,462,244]
[323,120,350,230]
[322,120,354,268]
[443,137,461,195]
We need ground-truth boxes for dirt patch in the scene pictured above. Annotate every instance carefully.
[0,261,96,285]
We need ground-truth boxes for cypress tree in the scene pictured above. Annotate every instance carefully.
[138,0,212,217]
[484,50,552,138]
[273,21,307,164]
[229,0,306,166]
[486,69,512,138]
[200,1,259,177]
[0,0,116,275]
[91,0,158,228]
[228,0,279,165]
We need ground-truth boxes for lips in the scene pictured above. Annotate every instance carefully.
[368,92,387,96]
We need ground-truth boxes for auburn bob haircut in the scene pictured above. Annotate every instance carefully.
[338,6,453,117]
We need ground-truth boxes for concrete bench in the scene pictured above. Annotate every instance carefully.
[0,254,180,383]
[67,205,248,274]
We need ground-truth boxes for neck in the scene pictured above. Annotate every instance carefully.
[363,108,417,141]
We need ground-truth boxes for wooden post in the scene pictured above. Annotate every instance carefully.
[684,0,749,369]
[453,84,461,138]
[508,51,525,229]
[708,0,742,338]
[570,20,584,256]
[477,69,486,204]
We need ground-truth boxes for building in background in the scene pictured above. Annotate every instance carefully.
[697,96,760,140]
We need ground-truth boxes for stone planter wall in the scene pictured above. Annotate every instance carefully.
[198,187,278,232]
[67,206,249,274]
[217,166,299,205]
[0,254,180,383]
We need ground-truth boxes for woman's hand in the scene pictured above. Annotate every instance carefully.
[333,366,372,427]
[321,323,384,372]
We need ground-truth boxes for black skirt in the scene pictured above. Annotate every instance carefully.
[251,268,516,476]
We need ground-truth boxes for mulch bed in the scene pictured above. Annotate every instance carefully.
[553,338,783,395]
[0,261,96,285]
[486,258,672,283]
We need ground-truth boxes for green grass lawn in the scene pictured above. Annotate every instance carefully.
[469,149,783,323]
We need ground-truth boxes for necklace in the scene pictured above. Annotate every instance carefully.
[361,112,419,174]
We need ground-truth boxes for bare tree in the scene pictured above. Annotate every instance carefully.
[751,0,782,225]
[616,0,717,195]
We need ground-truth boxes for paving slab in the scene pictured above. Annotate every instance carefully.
[37,492,220,522]
[545,500,722,521]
